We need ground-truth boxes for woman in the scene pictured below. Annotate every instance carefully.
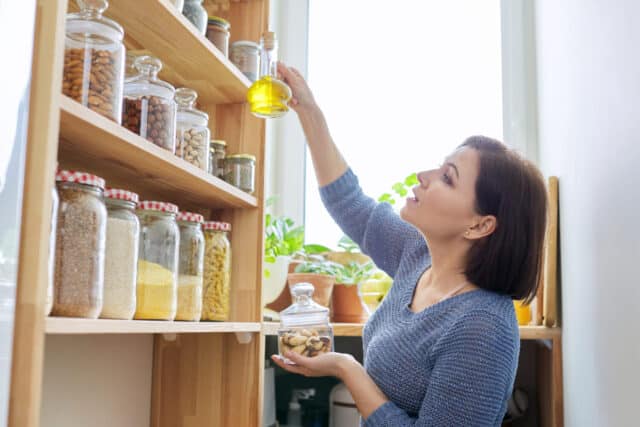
[271,63,548,426]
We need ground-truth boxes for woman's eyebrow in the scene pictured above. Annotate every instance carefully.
[445,162,460,179]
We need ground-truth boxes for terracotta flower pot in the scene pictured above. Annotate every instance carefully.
[331,283,369,323]
[287,273,335,307]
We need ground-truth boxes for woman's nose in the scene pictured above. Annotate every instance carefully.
[417,171,430,187]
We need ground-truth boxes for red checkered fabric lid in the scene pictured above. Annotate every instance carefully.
[177,211,204,223]
[138,200,179,214]
[104,188,139,203]
[203,221,231,231]
[56,170,105,189]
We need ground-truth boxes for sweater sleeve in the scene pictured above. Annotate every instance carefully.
[319,169,424,277]
[363,312,519,427]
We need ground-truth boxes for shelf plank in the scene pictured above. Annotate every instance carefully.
[263,322,561,340]
[106,0,251,105]
[46,317,261,335]
[59,96,257,209]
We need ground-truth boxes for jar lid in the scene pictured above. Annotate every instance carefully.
[280,283,330,327]
[56,169,105,190]
[208,16,230,30]
[104,188,139,203]
[175,87,209,125]
[230,40,260,51]
[124,56,176,99]
[211,139,227,147]
[226,154,256,162]
[203,221,231,231]
[66,0,124,42]
[177,211,204,223]
[138,200,179,214]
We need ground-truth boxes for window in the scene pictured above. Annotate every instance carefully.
[303,0,504,248]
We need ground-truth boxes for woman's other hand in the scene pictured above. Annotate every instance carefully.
[277,62,317,113]
[271,351,357,379]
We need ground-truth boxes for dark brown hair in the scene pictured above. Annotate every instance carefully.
[460,136,547,303]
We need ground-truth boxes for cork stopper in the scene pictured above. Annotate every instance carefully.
[262,31,277,49]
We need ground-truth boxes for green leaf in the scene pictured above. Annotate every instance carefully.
[404,173,419,186]
[378,193,394,204]
[303,244,332,254]
[392,182,407,197]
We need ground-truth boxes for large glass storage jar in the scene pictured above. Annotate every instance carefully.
[52,170,107,318]
[135,201,180,320]
[206,16,230,57]
[100,189,140,320]
[278,283,334,364]
[175,88,210,171]
[182,0,207,35]
[208,139,226,178]
[122,56,177,153]
[176,211,205,321]
[224,154,255,194]
[46,185,59,316]
[229,41,260,82]
[202,221,231,321]
[63,0,125,123]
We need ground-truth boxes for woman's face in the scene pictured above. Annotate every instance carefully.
[400,147,480,241]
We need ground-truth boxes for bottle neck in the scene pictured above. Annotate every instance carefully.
[260,44,278,79]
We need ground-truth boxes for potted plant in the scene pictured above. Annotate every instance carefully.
[287,260,342,307]
[330,261,377,323]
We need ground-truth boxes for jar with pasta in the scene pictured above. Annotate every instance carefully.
[135,201,180,320]
[176,211,205,321]
[175,87,210,171]
[52,170,107,318]
[202,221,231,321]
[100,188,140,320]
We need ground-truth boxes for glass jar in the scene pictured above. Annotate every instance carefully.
[224,154,255,194]
[202,221,231,321]
[278,283,334,364]
[46,185,59,316]
[62,0,125,123]
[100,189,140,320]
[182,0,207,35]
[135,201,180,320]
[168,0,184,13]
[208,139,226,178]
[206,16,230,57]
[122,56,177,153]
[52,170,107,318]
[230,41,260,82]
[176,211,205,321]
[175,88,210,171]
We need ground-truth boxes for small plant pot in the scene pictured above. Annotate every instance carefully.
[331,283,369,323]
[324,251,371,266]
[287,273,335,307]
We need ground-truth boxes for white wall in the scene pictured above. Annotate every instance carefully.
[534,1,640,425]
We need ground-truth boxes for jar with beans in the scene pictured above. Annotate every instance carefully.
[62,0,125,123]
[182,0,207,35]
[176,211,205,321]
[135,201,180,321]
[175,88,210,171]
[122,56,177,153]
[206,16,230,57]
[209,139,226,178]
[230,41,260,82]
[52,170,107,318]
[224,154,255,194]
[202,221,231,321]
[100,189,140,320]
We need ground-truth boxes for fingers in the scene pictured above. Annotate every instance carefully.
[270,355,309,376]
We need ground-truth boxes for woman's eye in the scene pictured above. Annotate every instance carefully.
[442,172,452,185]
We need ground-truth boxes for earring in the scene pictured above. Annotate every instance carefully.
[464,231,470,236]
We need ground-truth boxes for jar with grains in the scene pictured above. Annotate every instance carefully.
[182,0,207,35]
[224,154,255,194]
[206,16,230,57]
[52,170,107,318]
[208,139,226,178]
[100,189,140,320]
[176,211,205,321]
[175,88,210,171]
[135,201,180,320]
[202,221,231,321]
[122,56,177,153]
[229,41,260,82]
[46,185,59,316]
[62,0,125,123]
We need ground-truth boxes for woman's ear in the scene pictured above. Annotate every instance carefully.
[464,215,497,240]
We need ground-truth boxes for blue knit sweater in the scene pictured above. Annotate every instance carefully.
[320,169,520,427]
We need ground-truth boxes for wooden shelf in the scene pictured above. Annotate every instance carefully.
[59,96,257,209]
[263,322,561,340]
[46,317,262,335]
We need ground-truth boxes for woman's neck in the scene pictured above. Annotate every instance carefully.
[421,239,474,294]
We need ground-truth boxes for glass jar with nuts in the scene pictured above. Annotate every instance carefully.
[202,221,231,321]
[277,283,334,364]
[175,88,211,172]
[62,0,126,123]
[122,56,178,153]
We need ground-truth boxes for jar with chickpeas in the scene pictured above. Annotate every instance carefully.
[201,221,231,321]
[175,87,210,171]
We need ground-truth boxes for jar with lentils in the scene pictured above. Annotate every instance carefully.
[175,88,210,171]
[208,139,226,178]
[224,154,255,194]
[52,170,107,318]
[175,211,205,321]
[100,189,140,320]
[122,56,177,153]
[202,221,231,321]
[62,0,125,123]
[135,201,180,320]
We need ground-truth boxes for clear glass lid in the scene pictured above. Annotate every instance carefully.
[175,87,209,126]
[124,55,175,99]
[280,283,330,327]
[66,0,124,43]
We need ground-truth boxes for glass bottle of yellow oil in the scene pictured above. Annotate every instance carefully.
[247,31,292,119]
